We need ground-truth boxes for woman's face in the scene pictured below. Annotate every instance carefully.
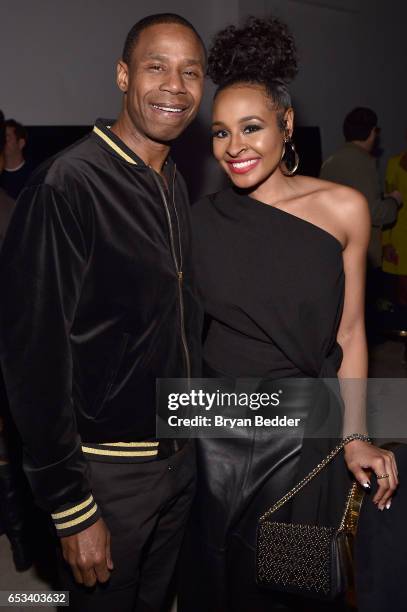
[211,84,293,189]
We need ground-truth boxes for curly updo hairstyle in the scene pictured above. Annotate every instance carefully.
[207,16,298,130]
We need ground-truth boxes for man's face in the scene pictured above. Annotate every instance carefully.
[117,23,205,143]
[5,127,25,158]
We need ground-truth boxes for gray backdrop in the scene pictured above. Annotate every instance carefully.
[1,0,406,193]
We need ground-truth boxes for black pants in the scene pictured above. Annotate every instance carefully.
[57,441,195,612]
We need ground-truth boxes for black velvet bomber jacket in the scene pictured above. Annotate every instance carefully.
[0,120,201,536]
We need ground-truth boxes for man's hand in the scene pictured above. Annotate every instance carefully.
[61,518,113,587]
[383,243,399,264]
[386,189,403,207]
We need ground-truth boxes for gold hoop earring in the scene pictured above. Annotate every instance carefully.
[280,136,299,176]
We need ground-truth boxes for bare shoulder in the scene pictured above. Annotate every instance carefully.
[300,175,369,223]
[316,179,370,247]
[320,180,369,224]
[294,175,370,247]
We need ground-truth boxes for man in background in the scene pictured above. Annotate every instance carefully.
[320,107,402,318]
[0,110,32,572]
[0,119,33,199]
[320,107,401,271]
[0,112,15,243]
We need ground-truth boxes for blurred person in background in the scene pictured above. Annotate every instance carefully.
[382,132,407,305]
[0,111,15,242]
[0,109,32,572]
[320,108,402,312]
[0,119,33,199]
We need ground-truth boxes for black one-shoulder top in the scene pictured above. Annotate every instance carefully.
[192,187,345,379]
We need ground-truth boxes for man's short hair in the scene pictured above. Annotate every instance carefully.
[122,13,206,66]
[0,110,5,154]
[343,107,378,142]
[5,118,28,143]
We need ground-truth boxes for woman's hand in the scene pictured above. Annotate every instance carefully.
[344,440,399,510]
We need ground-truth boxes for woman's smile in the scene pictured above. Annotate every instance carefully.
[226,157,261,174]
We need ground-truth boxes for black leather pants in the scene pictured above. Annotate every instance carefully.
[178,368,348,612]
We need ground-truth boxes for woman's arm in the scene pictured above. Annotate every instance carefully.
[333,186,398,510]
[336,188,369,436]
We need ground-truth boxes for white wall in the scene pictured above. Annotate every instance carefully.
[0,0,232,125]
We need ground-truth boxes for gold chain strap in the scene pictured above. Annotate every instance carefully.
[338,481,358,532]
[259,441,346,523]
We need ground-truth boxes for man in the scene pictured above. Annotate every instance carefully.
[0,119,33,198]
[0,14,205,611]
[0,111,15,243]
[1,111,34,573]
[320,107,401,270]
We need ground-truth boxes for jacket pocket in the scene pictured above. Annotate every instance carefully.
[91,333,130,418]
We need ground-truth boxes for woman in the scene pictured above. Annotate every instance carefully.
[178,16,400,612]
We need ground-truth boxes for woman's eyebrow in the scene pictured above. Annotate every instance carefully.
[212,115,265,127]
[238,115,264,122]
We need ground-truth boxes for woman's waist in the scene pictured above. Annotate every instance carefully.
[204,321,302,378]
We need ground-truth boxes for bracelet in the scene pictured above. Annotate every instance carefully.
[343,433,372,445]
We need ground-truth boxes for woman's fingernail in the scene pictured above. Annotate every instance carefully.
[378,505,385,511]
[386,501,392,510]
[363,482,371,489]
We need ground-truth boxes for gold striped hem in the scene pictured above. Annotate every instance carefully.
[99,441,159,448]
[82,446,158,457]
[93,126,137,165]
[55,504,98,530]
[51,494,94,520]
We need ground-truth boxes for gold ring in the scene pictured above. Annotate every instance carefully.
[377,473,390,480]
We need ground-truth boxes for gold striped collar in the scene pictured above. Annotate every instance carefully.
[93,124,138,165]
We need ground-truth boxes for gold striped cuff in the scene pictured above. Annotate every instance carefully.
[52,494,100,537]
[51,494,94,520]
[54,504,98,531]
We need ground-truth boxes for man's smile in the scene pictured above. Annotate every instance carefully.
[150,103,188,117]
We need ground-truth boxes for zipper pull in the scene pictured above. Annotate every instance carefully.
[178,271,183,283]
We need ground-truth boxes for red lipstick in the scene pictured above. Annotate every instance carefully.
[226,158,260,174]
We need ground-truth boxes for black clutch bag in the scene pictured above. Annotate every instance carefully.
[256,441,365,601]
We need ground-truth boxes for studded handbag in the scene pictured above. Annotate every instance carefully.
[256,440,365,601]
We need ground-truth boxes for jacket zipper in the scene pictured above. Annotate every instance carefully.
[150,168,191,380]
